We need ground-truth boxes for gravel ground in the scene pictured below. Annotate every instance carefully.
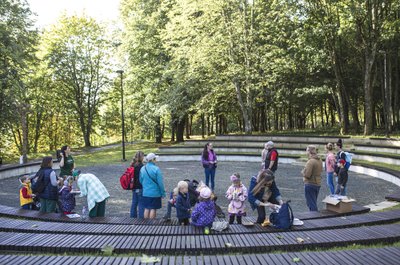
[1,161,399,218]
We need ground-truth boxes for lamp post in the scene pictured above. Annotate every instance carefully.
[116,70,126,161]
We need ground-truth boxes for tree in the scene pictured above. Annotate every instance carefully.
[0,0,38,162]
[41,15,112,147]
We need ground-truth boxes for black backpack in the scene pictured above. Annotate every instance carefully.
[32,169,46,194]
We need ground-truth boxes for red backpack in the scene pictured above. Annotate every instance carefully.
[120,167,135,190]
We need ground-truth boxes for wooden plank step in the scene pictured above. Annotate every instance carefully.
[0,246,399,264]
[0,224,399,255]
[0,209,396,236]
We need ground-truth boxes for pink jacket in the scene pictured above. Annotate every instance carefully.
[325,152,336,173]
[226,184,247,215]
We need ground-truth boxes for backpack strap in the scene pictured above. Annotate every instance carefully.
[144,166,158,186]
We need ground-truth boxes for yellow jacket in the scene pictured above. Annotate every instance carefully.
[20,183,33,206]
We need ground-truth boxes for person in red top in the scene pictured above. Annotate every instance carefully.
[19,175,35,210]
[264,141,279,172]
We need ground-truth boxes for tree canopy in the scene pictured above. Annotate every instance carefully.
[1,0,400,161]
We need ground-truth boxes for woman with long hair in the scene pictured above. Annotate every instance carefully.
[130,151,145,218]
[201,143,217,191]
[248,169,283,224]
[302,145,323,211]
[325,143,336,195]
[59,145,74,177]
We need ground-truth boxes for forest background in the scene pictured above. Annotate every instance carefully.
[1,0,400,163]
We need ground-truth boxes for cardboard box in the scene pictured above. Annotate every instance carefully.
[322,196,355,213]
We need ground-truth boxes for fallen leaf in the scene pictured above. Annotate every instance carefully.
[276,235,284,239]
[296,237,304,243]
[31,224,38,228]
[225,242,233,247]
[141,254,161,263]
[293,257,301,262]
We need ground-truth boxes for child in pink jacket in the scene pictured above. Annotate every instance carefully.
[225,173,247,224]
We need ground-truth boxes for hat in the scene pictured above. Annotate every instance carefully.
[230,175,239,182]
[339,159,346,165]
[266,141,274,147]
[72,169,81,177]
[146,153,159,162]
[200,187,212,199]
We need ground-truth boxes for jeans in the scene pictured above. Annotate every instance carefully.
[204,167,216,190]
[130,189,144,218]
[304,184,320,211]
[21,203,32,210]
[326,172,335,195]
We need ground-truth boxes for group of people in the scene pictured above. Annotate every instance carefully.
[19,145,110,218]
[19,138,350,230]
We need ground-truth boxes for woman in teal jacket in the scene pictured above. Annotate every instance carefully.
[140,153,166,219]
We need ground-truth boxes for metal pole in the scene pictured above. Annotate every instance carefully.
[117,70,126,161]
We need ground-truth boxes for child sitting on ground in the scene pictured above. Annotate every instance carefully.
[175,181,192,225]
[225,173,247,224]
[59,176,78,214]
[191,187,216,234]
[19,175,35,210]
[336,159,348,196]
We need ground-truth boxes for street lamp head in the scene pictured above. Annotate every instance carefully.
[116,70,124,74]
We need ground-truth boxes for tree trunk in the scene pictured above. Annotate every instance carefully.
[20,105,29,163]
[176,117,185,142]
[155,116,162,143]
[185,114,190,139]
[363,46,377,135]
[233,81,252,134]
[201,113,205,139]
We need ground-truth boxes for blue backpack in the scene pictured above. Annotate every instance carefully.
[340,151,353,170]
[269,201,294,230]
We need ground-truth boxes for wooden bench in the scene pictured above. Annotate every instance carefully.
[0,246,398,264]
[0,223,399,255]
[0,204,370,225]
[0,209,398,236]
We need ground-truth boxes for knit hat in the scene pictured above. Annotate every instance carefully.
[200,187,212,199]
[339,159,346,165]
[230,174,239,182]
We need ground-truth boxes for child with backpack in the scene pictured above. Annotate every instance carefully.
[19,175,35,210]
[225,173,247,224]
[175,181,192,225]
[191,187,216,234]
[336,159,348,196]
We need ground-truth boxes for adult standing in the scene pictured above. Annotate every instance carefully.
[325,143,336,195]
[201,143,217,191]
[140,153,166,219]
[263,141,278,172]
[248,169,283,224]
[59,145,74,178]
[76,171,110,217]
[301,145,323,211]
[34,156,60,213]
[130,151,145,218]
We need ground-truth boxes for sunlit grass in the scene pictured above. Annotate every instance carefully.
[73,140,173,167]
